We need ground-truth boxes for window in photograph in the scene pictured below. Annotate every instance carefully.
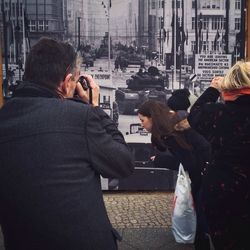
[202,41,209,52]
[213,41,222,51]
[235,0,241,10]
[203,17,209,30]
[192,0,195,9]
[29,20,36,32]
[12,3,15,17]
[191,41,196,52]
[212,17,224,30]
[20,3,23,17]
[192,17,195,30]
[45,20,49,31]
[151,0,156,9]
[38,20,44,31]
[172,0,180,8]
[68,10,72,20]
[235,18,241,30]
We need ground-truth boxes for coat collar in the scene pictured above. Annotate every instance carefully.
[12,81,88,105]
[225,94,250,105]
[12,81,61,99]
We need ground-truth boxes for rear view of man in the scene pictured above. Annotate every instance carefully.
[0,37,134,250]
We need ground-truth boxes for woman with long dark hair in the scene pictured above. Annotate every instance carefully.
[138,100,210,249]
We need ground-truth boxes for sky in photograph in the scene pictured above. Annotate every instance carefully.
[110,0,128,18]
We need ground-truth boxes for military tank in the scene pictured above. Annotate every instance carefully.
[116,66,167,115]
[96,32,113,59]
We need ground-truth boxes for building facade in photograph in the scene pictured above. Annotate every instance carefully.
[119,0,244,68]
[66,0,87,47]
[66,0,106,48]
[0,0,246,74]
[109,0,139,46]
[0,0,66,66]
[162,0,245,69]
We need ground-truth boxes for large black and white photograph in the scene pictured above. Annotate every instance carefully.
[1,1,250,250]
[0,0,247,191]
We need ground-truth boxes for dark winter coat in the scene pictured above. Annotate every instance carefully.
[152,110,210,199]
[153,128,210,201]
[0,82,134,250]
[188,87,250,249]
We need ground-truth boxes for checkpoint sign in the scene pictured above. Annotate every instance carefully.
[195,54,232,84]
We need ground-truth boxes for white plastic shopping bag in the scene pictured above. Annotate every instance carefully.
[171,164,197,244]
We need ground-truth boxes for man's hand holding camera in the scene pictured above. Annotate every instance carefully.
[75,74,100,107]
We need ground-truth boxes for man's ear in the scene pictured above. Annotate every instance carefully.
[60,73,72,96]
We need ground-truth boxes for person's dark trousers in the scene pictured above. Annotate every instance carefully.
[194,190,210,250]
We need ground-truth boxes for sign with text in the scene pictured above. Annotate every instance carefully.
[85,71,113,88]
[195,54,232,84]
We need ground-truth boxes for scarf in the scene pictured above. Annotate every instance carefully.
[222,88,250,101]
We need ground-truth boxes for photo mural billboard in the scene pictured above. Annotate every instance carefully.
[1,0,246,190]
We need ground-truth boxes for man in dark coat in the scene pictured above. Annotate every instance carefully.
[0,37,134,250]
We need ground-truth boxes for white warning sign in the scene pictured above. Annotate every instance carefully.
[195,54,232,83]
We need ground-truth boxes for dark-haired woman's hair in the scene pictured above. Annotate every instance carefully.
[138,100,191,150]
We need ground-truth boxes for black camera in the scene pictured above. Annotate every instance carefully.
[78,76,89,90]
[77,75,92,104]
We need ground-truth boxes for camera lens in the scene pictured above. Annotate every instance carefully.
[78,76,88,90]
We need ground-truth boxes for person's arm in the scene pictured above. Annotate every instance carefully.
[86,106,134,178]
[153,150,180,170]
[187,77,223,138]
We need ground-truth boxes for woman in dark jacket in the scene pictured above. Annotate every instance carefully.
[187,61,250,249]
[137,100,211,249]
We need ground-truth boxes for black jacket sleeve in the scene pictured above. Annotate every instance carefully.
[187,87,223,139]
[153,150,180,170]
[85,106,134,178]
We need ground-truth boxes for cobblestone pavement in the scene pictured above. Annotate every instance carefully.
[104,191,195,250]
[104,191,174,229]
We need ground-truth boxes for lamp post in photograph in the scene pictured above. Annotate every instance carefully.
[77,17,81,51]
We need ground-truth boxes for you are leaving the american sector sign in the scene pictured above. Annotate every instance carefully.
[195,54,232,85]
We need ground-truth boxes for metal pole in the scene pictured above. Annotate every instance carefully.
[235,46,238,62]
[77,17,81,51]
[156,0,159,64]
[162,0,165,64]
[171,68,174,91]
[12,21,16,65]
[22,2,26,66]
[159,29,162,63]
[108,0,111,71]
[247,0,250,60]
[0,34,4,107]
[173,0,177,89]
[181,0,184,62]
[225,0,229,53]
[16,0,20,66]
[195,0,198,54]
[1,0,9,80]
[179,0,184,89]
[240,0,246,59]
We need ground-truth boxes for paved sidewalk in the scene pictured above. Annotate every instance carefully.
[104,191,173,229]
[117,228,194,250]
[104,191,194,250]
